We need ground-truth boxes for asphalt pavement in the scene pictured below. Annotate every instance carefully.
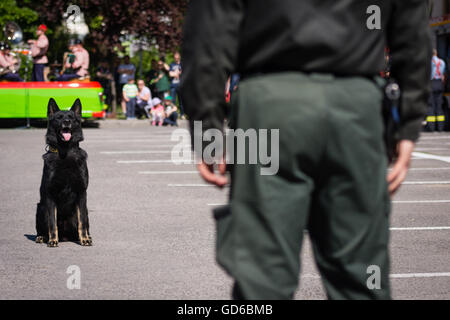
[0,120,449,299]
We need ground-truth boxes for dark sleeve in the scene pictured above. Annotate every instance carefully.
[387,0,431,141]
[180,0,245,154]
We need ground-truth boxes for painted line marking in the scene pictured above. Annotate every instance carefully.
[412,152,450,163]
[408,167,450,171]
[87,135,190,139]
[393,200,450,203]
[102,151,172,154]
[390,226,450,231]
[402,181,450,185]
[419,136,450,140]
[415,148,449,151]
[139,171,198,174]
[168,184,221,187]
[101,150,193,154]
[390,273,450,278]
[88,139,191,143]
[301,273,450,279]
[99,145,191,150]
[118,160,194,164]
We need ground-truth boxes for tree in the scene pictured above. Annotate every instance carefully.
[34,0,188,59]
[0,0,39,41]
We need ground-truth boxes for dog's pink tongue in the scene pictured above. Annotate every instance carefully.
[62,133,71,141]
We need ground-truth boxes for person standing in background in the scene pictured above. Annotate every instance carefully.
[122,78,138,120]
[169,52,183,116]
[427,49,446,132]
[153,59,170,100]
[117,56,136,115]
[95,61,113,109]
[146,59,159,94]
[28,24,49,82]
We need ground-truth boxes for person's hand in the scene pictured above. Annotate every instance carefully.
[197,158,228,188]
[387,140,415,196]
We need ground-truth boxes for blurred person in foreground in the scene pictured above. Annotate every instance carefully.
[180,0,430,299]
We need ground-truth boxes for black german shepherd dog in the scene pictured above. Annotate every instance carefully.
[35,98,92,247]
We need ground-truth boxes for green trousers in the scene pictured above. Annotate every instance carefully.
[216,72,391,299]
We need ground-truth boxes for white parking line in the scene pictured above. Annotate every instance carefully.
[168,184,219,187]
[88,139,190,143]
[412,152,450,163]
[390,227,450,231]
[301,272,450,279]
[118,160,194,164]
[419,136,450,141]
[139,171,198,174]
[402,181,450,185]
[414,148,449,152]
[390,273,450,278]
[102,151,173,154]
[100,145,190,150]
[393,200,450,203]
[408,167,450,171]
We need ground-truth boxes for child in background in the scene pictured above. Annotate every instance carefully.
[163,95,178,126]
[151,97,165,126]
[122,78,138,120]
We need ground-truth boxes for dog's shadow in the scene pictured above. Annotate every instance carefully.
[24,234,37,242]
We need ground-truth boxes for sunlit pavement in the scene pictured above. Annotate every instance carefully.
[0,122,449,299]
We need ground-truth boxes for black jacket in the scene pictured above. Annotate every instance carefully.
[180,0,431,142]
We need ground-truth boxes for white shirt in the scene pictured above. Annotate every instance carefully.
[137,86,151,106]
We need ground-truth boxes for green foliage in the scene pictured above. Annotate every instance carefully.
[17,52,32,80]
[0,0,39,41]
[1,0,185,85]
[89,15,103,30]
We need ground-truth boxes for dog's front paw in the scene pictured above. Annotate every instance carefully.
[36,236,44,243]
[80,237,92,246]
[47,239,58,247]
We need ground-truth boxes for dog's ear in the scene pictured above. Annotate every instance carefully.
[70,98,82,117]
[47,98,60,118]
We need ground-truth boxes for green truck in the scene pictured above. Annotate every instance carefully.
[0,81,105,119]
